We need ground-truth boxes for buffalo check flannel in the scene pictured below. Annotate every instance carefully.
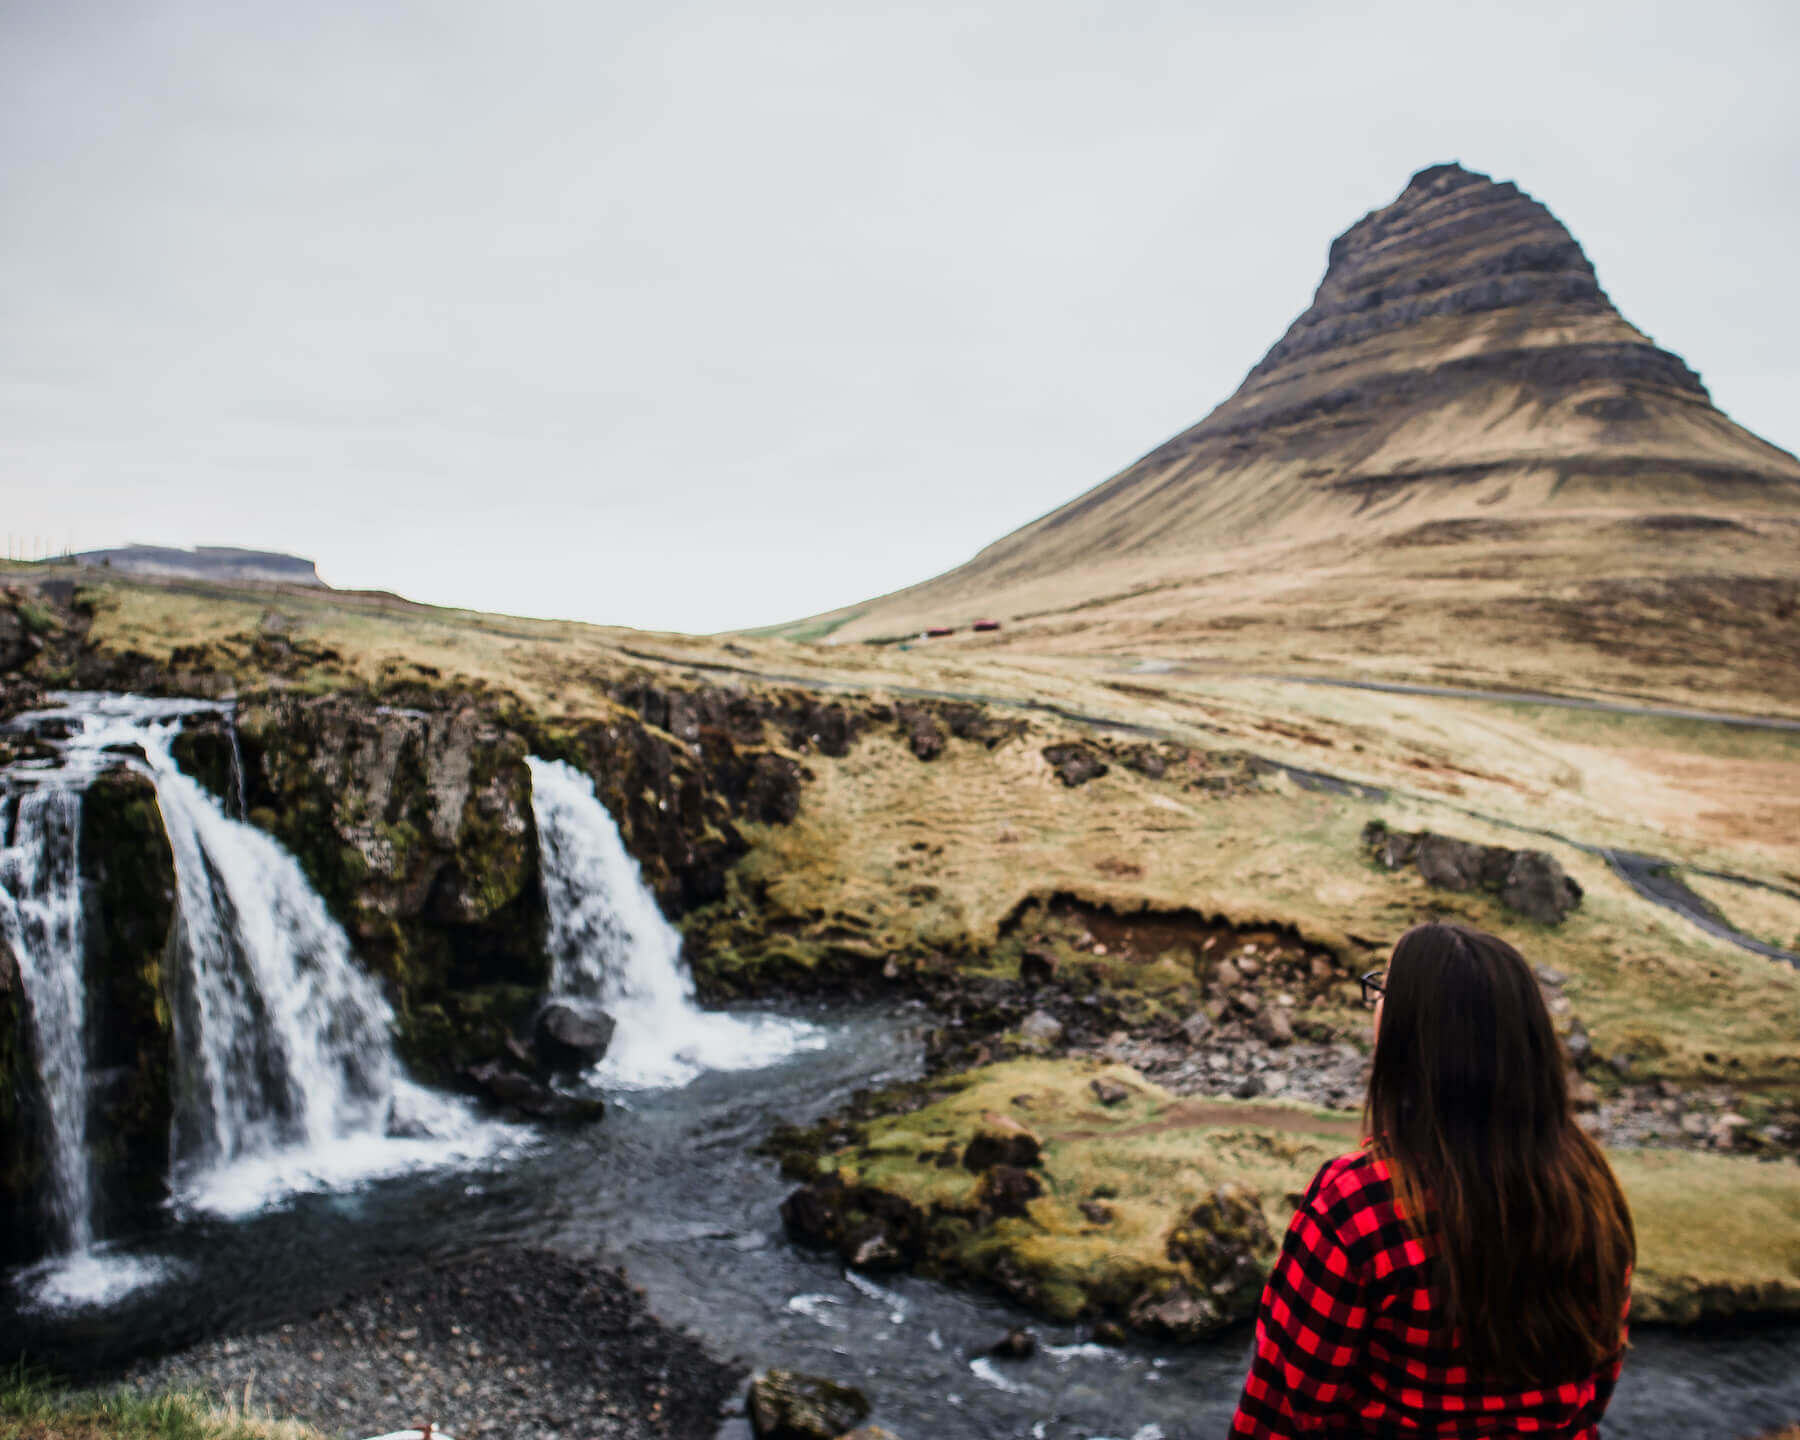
[1229,1150,1627,1437]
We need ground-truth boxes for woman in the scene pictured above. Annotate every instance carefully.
[1229,922,1634,1437]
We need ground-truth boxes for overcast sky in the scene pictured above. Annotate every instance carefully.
[4,1,1796,633]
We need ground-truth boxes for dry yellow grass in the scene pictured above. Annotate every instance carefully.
[733,727,1800,1083]
[25,565,1797,1083]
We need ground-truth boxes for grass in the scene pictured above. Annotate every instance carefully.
[0,1366,321,1440]
[820,1059,1800,1328]
[723,726,1800,1084]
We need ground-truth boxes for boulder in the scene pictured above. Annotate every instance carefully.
[533,999,617,1074]
[1501,852,1584,925]
[1165,1184,1276,1320]
[747,1370,871,1440]
[464,1061,605,1124]
[1089,1076,1131,1106]
[1043,743,1109,788]
[978,1164,1042,1218]
[1017,1009,1064,1048]
[1179,1011,1213,1046]
[963,1116,1041,1171]
[780,1174,925,1269]
[1129,1280,1226,1339]
[988,1327,1037,1359]
[1253,1003,1294,1047]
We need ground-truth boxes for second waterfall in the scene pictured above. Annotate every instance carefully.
[526,757,822,1089]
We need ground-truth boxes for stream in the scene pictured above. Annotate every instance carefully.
[6,1003,1800,1440]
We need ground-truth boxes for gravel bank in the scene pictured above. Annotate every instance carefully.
[123,1248,743,1440]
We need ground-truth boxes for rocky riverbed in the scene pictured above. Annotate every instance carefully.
[123,1248,742,1440]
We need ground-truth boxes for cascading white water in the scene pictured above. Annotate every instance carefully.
[526,756,822,1089]
[0,785,92,1254]
[5,694,503,1250]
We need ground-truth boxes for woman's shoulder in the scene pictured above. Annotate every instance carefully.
[1300,1148,1397,1240]
[1306,1147,1387,1206]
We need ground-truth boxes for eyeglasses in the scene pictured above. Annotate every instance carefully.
[1359,969,1387,1008]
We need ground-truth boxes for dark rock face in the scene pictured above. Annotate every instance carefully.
[228,693,549,1086]
[77,769,178,1243]
[1363,821,1583,924]
[533,999,615,1075]
[1252,165,1647,381]
[747,1369,872,1440]
[1043,743,1109,788]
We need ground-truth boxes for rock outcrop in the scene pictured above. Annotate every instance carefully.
[1363,820,1584,924]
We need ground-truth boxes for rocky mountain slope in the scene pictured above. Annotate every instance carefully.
[809,164,1800,707]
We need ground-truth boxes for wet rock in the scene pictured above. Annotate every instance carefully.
[978,1164,1042,1218]
[1092,1320,1127,1345]
[963,1116,1041,1171]
[1165,1184,1276,1320]
[988,1327,1037,1360]
[533,999,617,1074]
[1128,1281,1225,1340]
[1018,1009,1064,1048]
[1043,743,1109,788]
[464,1061,605,1123]
[1179,1011,1214,1046]
[780,1174,925,1270]
[747,1369,871,1440]
[1089,1076,1130,1106]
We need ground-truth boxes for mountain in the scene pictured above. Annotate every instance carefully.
[806,164,1800,706]
[73,545,326,587]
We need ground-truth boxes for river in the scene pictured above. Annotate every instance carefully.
[6,1003,1799,1439]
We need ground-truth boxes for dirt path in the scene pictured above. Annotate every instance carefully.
[1247,673,1800,733]
[1054,1100,1360,1145]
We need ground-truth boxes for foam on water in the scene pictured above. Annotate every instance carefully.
[527,756,825,1089]
[17,1249,179,1312]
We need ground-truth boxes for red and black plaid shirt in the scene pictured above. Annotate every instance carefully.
[1231,1149,1627,1437]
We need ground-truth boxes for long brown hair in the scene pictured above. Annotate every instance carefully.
[1365,922,1634,1384]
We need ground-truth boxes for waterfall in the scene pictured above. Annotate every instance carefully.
[0,785,92,1254]
[3,694,502,1268]
[526,756,821,1089]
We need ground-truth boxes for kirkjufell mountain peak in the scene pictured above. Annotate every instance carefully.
[803,162,1800,706]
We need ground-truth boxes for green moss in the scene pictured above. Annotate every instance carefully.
[79,769,179,1238]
